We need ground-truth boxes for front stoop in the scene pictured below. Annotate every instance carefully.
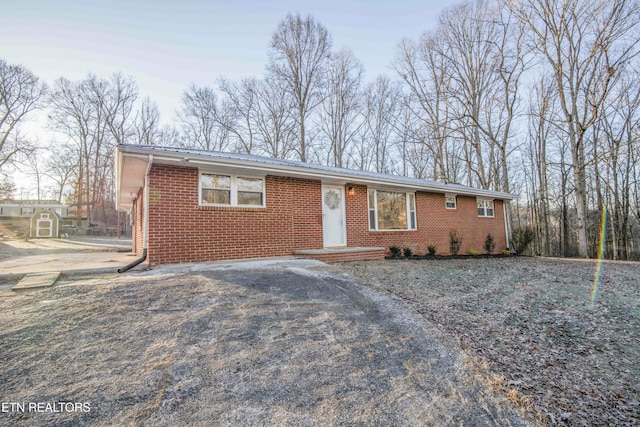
[293,247,386,262]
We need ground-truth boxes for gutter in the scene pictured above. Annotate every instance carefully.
[118,154,153,273]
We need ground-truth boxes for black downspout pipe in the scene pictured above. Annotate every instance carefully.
[118,248,147,273]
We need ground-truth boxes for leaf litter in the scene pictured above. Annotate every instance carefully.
[331,257,640,426]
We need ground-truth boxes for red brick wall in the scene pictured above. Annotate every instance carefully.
[345,184,507,256]
[145,164,323,265]
[141,164,508,265]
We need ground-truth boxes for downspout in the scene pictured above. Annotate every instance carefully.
[503,199,511,252]
[118,154,153,273]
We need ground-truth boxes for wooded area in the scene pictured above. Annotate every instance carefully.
[1,0,639,259]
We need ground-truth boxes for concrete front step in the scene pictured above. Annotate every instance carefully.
[293,247,386,262]
[12,272,60,291]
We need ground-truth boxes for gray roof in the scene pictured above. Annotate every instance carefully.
[116,144,516,202]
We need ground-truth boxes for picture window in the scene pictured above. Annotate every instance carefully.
[368,189,417,231]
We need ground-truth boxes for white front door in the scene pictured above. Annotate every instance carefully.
[322,185,346,247]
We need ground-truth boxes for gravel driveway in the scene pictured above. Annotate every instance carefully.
[0,259,527,426]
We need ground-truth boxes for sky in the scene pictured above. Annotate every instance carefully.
[1,0,452,197]
[2,0,450,124]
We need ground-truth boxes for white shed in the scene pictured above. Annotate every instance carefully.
[30,211,62,238]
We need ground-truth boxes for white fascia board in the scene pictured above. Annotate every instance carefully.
[117,145,516,200]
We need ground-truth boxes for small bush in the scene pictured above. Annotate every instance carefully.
[467,249,480,256]
[484,233,496,254]
[449,229,462,255]
[502,249,511,256]
[403,247,413,257]
[389,246,401,257]
[512,226,534,254]
[427,245,437,255]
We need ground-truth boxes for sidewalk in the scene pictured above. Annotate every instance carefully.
[0,237,138,283]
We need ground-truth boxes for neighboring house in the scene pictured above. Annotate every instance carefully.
[0,200,72,219]
[0,200,74,238]
[115,144,516,265]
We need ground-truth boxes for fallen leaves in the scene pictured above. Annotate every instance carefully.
[337,257,640,426]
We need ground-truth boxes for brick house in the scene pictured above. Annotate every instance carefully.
[115,144,515,266]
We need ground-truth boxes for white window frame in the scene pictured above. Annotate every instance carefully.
[199,172,265,208]
[368,189,417,231]
[21,207,34,216]
[477,199,495,217]
[445,194,457,210]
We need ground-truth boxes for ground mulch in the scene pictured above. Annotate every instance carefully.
[331,257,640,426]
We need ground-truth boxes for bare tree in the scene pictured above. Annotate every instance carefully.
[0,175,14,199]
[511,0,640,257]
[396,31,453,182]
[525,75,559,256]
[25,144,45,201]
[596,69,640,259]
[101,73,137,146]
[320,48,364,168]
[268,13,332,162]
[49,77,97,225]
[217,77,257,154]
[49,73,137,227]
[437,0,501,189]
[0,59,47,171]
[253,78,296,159]
[134,97,161,146]
[359,75,401,174]
[396,0,526,192]
[158,125,182,147]
[177,84,230,151]
[44,143,77,202]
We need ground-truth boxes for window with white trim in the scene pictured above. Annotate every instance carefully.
[368,189,417,231]
[445,194,457,209]
[477,199,495,217]
[21,207,34,216]
[200,173,265,207]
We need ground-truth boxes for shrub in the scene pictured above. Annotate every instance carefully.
[427,245,437,255]
[467,249,480,256]
[403,247,413,257]
[389,246,401,257]
[484,233,496,254]
[512,226,534,254]
[449,229,462,255]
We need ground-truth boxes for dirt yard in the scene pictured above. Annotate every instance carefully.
[0,259,527,427]
[1,257,637,426]
[330,257,640,426]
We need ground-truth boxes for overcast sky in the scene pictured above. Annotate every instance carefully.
[2,0,451,123]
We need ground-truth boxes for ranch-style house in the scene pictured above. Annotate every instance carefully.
[115,144,515,266]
